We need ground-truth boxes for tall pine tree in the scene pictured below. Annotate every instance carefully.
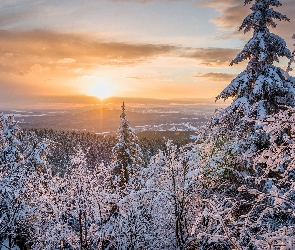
[205,0,295,185]
[216,0,294,122]
[195,1,295,249]
[111,102,144,193]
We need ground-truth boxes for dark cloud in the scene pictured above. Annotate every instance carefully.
[183,48,240,66]
[193,72,237,82]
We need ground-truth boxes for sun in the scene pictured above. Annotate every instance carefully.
[88,81,114,99]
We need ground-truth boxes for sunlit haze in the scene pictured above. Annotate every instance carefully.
[85,79,114,100]
[0,0,294,109]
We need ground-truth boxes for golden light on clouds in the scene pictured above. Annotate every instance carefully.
[0,0,294,109]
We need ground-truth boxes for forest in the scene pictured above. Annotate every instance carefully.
[1,0,295,249]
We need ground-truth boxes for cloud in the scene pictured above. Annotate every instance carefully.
[0,29,188,104]
[30,64,50,74]
[57,58,77,64]
[183,48,240,66]
[126,76,143,79]
[109,0,194,3]
[0,29,244,76]
[193,72,237,82]
[0,30,178,76]
[202,0,295,48]
[0,28,246,106]
[109,0,206,4]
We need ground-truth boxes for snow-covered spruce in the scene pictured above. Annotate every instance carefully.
[216,0,294,122]
[195,109,295,249]
[193,1,295,249]
[102,102,147,249]
[110,102,145,194]
[209,0,295,184]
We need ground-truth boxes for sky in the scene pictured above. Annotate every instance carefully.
[0,0,295,109]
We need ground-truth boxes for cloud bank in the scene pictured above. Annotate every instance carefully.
[0,30,178,76]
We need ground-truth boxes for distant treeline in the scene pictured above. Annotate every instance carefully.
[25,129,190,175]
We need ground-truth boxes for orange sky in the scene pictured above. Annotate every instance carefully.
[0,0,294,109]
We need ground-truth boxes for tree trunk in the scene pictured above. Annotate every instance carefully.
[84,211,88,249]
[79,210,83,250]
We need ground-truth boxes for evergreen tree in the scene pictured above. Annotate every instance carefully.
[111,102,144,193]
[194,1,295,249]
[216,0,294,122]
[206,0,295,184]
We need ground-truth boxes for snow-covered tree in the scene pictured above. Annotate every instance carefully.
[0,115,22,173]
[194,2,295,206]
[30,146,114,250]
[98,103,147,249]
[103,191,153,250]
[205,0,295,184]
[140,141,201,249]
[216,0,294,121]
[193,1,295,249]
[111,102,144,193]
[193,108,295,249]
[237,108,295,249]
[0,115,51,249]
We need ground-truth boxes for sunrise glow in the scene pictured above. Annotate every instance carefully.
[0,0,294,109]
[87,81,114,100]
